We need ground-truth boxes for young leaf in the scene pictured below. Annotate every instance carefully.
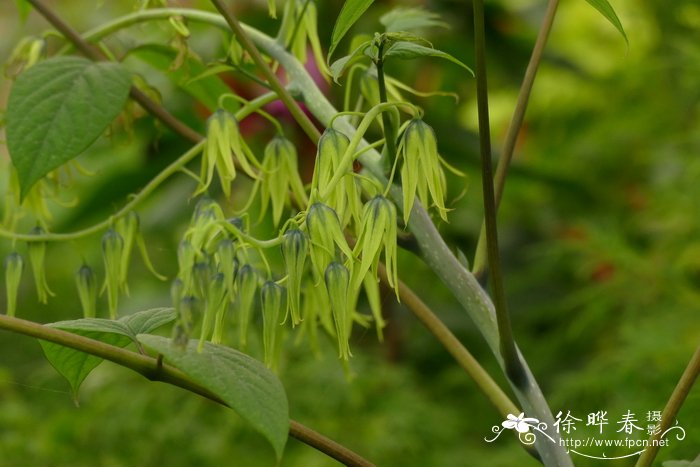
[584,0,628,44]
[137,335,289,462]
[384,41,474,74]
[38,308,176,398]
[6,57,132,199]
[329,0,375,60]
[380,7,448,33]
[14,0,32,22]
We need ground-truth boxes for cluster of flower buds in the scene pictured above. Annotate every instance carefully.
[260,137,307,226]
[399,118,449,223]
[311,129,362,227]
[198,109,259,197]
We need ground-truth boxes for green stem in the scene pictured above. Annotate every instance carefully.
[210,0,322,145]
[375,41,397,162]
[0,141,204,242]
[472,0,522,385]
[0,313,374,467]
[472,0,560,278]
[635,344,700,467]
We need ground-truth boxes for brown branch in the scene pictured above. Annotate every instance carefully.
[0,314,375,467]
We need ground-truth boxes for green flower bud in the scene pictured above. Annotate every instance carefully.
[116,211,139,293]
[306,203,353,277]
[102,229,124,319]
[325,262,352,360]
[260,137,307,225]
[199,110,259,197]
[236,264,258,350]
[172,296,197,349]
[4,252,24,317]
[312,129,361,226]
[192,261,212,300]
[171,278,184,317]
[215,239,237,297]
[353,196,399,297]
[282,229,308,326]
[28,226,54,304]
[75,264,97,318]
[400,119,448,223]
[199,272,228,351]
[116,211,166,286]
[261,281,286,370]
[177,240,196,292]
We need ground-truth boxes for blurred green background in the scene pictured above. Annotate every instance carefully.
[0,0,698,466]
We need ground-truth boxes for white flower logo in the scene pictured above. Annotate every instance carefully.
[502,413,540,433]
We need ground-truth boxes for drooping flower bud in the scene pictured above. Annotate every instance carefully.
[192,260,212,300]
[261,281,287,370]
[101,229,124,319]
[4,252,23,317]
[28,226,54,304]
[325,262,352,360]
[399,118,448,223]
[260,137,307,225]
[116,211,139,293]
[198,110,259,197]
[172,295,197,349]
[306,203,353,277]
[236,264,258,350]
[281,229,308,326]
[199,272,228,351]
[352,196,399,297]
[177,240,196,292]
[312,129,361,226]
[75,264,97,318]
[215,239,237,296]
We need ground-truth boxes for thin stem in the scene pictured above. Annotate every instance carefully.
[635,344,700,467]
[472,0,522,384]
[0,314,374,467]
[27,0,203,144]
[472,0,559,278]
[210,0,322,145]
[0,141,205,242]
[376,264,540,461]
[289,420,375,467]
[375,41,397,162]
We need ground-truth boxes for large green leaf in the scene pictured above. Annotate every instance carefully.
[38,308,175,398]
[584,0,628,44]
[6,57,132,199]
[329,0,375,61]
[384,41,474,74]
[137,335,289,461]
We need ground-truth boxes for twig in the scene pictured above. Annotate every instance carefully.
[210,0,322,145]
[472,0,523,385]
[0,314,374,467]
[472,0,560,279]
[635,344,700,467]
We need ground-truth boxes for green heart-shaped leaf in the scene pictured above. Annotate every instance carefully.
[6,56,131,199]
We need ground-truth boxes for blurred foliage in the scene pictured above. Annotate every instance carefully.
[0,0,699,466]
